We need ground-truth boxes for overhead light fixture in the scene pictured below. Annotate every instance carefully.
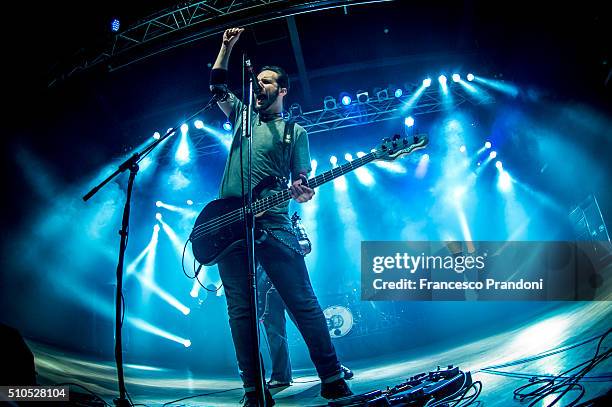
[356,91,369,103]
[323,96,337,110]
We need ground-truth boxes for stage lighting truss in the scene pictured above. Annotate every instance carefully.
[356,91,369,103]
[160,78,494,158]
[290,103,303,118]
[49,0,394,87]
[291,81,494,134]
[323,96,337,110]
[375,88,389,101]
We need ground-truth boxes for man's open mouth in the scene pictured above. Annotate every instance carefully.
[256,93,267,102]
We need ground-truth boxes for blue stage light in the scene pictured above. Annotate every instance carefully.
[439,75,449,95]
[459,145,466,153]
[111,18,120,32]
[153,224,160,233]
[485,141,492,149]
[404,116,415,127]
[194,120,204,129]
[155,201,162,207]
[489,151,497,159]
[175,129,191,165]
[394,88,403,97]
[452,74,460,83]
[153,132,161,140]
[223,120,232,131]
[495,161,503,169]
[186,199,193,206]
[156,213,162,221]
[467,73,475,82]
[341,95,352,105]
[423,78,432,87]
[498,171,512,192]
[415,153,429,178]
[183,339,192,348]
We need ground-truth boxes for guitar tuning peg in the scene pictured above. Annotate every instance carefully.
[393,134,401,141]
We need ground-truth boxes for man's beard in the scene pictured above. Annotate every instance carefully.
[254,88,280,112]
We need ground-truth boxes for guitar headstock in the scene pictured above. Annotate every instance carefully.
[373,133,429,161]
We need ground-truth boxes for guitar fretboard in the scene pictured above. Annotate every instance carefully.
[252,152,377,214]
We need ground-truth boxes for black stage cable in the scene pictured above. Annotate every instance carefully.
[479,369,612,382]
[161,387,242,406]
[424,371,468,407]
[573,389,612,406]
[426,373,483,407]
[121,292,126,326]
[510,329,611,407]
[55,382,112,406]
[448,381,483,407]
[479,330,610,371]
[181,240,223,293]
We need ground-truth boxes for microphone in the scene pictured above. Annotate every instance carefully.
[245,59,264,95]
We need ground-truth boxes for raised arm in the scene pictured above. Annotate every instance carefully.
[210,28,244,118]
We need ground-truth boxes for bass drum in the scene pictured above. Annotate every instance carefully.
[323,305,354,338]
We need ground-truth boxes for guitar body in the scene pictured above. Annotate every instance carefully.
[190,176,285,266]
[191,196,246,266]
[189,134,428,267]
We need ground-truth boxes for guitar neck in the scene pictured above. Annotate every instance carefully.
[252,152,377,214]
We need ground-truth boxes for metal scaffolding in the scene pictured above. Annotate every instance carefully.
[184,84,494,156]
[49,0,393,86]
[292,84,493,134]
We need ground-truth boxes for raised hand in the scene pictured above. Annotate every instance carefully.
[222,27,244,48]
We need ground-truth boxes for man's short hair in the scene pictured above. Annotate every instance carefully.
[260,65,290,91]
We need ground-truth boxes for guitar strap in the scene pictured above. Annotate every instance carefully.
[282,119,296,171]
[283,119,295,145]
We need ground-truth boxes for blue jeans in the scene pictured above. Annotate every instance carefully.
[258,268,293,383]
[217,228,341,389]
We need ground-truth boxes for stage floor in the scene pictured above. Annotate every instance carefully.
[31,301,611,406]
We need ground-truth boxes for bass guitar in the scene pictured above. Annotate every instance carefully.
[190,134,428,265]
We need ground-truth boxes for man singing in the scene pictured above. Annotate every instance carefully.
[209,27,353,405]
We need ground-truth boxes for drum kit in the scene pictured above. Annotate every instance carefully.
[323,305,354,338]
[321,287,410,340]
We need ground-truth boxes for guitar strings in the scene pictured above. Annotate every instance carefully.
[189,140,426,241]
[189,155,376,240]
[189,166,350,237]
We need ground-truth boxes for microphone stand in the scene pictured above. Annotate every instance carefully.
[241,55,267,406]
[82,97,219,407]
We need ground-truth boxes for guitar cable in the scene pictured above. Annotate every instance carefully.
[181,239,223,292]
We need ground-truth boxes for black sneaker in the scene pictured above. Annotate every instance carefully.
[341,365,354,380]
[242,389,275,406]
[321,378,353,400]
